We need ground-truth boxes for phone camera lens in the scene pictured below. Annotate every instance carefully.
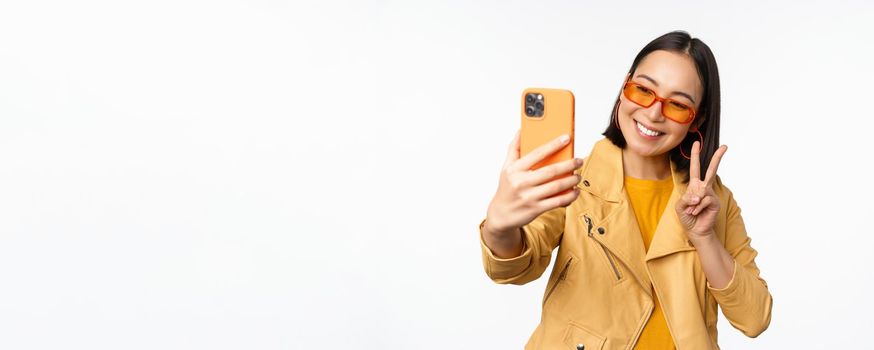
[525,94,535,104]
[535,101,544,110]
[525,107,535,116]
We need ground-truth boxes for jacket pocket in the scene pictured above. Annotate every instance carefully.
[543,256,573,307]
[563,321,606,350]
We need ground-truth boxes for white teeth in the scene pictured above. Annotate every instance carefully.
[636,121,662,136]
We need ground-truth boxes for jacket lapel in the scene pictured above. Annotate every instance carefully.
[579,138,709,348]
[578,139,650,293]
[577,139,695,293]
[645,161,696,262]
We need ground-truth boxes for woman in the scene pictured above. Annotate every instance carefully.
[478,31,772,350]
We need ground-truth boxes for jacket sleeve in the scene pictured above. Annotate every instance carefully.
[478,205,565,285]
[708,180,773,337]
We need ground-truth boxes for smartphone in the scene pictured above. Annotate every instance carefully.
[520,88,575,193]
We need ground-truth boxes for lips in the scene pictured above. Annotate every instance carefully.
[635,120,663,137]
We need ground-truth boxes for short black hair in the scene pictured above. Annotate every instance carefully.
[602,30,721,184]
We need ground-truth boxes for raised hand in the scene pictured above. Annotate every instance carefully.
[484,130,584,237]
[675,141,728,240]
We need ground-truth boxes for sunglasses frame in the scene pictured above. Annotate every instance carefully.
[622,78,697,124]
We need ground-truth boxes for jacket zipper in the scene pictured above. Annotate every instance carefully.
[599,244,622,280]
[543,257,573,307]
[584,214,622,281]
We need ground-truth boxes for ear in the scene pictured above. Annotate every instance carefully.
[690,117,706,132]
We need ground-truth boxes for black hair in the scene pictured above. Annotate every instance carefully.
[602,30,721,184]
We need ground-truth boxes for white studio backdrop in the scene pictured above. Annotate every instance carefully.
[1,0,872,349]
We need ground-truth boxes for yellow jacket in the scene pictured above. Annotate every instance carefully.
[479,138,772,349]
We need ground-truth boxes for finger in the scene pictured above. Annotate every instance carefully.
[536,187,580,210]
[704,145,728,187]
[503,129,521,168]
[676,192,700,213]
[690,141,701,181]
[683,192,701,207]
[513,133,571,171]
[691,195,715,216]
[675,192,697,207]
[526,157,584,186]
[527,173,581,200]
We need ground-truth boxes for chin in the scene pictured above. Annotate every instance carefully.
[625,138,665,157]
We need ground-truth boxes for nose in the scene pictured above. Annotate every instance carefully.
[643,100,665,122]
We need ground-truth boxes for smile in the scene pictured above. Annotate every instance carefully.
[635,120,663,138]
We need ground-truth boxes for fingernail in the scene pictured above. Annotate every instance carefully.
[560,134,570,143]
[575,158,584,166]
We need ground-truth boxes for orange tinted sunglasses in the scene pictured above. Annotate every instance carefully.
[622,79,697,124]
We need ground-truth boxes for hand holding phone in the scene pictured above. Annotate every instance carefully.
[483,88,581,239]
[485,131,583,236]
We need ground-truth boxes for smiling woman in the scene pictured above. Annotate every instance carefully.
[480,31,772,350]
[604,32,722,184]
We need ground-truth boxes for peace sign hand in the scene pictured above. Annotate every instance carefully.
[675,141,728,240]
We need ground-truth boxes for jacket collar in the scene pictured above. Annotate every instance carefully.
[578,138,696,262]
[578,138,687,203]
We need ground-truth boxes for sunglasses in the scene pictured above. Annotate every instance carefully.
[622,79,697,124]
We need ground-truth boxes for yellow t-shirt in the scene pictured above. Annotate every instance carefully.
[625,175,676,350]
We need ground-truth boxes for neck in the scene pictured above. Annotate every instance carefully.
[622,148,671,180]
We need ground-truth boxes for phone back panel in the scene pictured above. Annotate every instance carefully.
[520,88,575,172]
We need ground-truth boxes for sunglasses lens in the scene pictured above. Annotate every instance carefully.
[663,100,693,123]
[624,83,655,106]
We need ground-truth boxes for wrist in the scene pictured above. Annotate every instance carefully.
[688,230,717,246]
[482,219,525,259]
[483,218,512,238]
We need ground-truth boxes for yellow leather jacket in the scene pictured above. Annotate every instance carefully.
[479,138,772,349]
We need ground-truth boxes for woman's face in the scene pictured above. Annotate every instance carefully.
[617,50,704,158]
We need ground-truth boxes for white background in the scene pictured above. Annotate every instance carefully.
[1,0,872,349]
